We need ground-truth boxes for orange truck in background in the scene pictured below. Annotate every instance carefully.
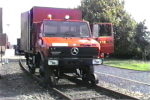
[92,23,114,56]
[20,6,103,86]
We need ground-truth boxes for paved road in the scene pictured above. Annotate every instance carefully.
[94,65,150,95]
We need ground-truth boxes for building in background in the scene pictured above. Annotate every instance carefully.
[0,8,9,53]
[0,8,2,34]
[0,33,8,53]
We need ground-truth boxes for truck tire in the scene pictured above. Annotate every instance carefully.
[88,66,99,85]
[29,66,35,74]
[90,73,99,85]
[82,65,94,82]
[27,59,35,74]
[82,65,99,85]
[39,60,49,86]
[39,60,57,87]
[49,71,57,87]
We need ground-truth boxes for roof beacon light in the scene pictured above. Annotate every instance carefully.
[65,15,70,20]
[48,14,52,19]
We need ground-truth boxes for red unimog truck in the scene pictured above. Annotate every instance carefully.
[20,6,103,86]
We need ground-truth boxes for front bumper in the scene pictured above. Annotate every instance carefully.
[45,58,103,68]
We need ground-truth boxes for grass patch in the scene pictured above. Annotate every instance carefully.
[104,59,150,71]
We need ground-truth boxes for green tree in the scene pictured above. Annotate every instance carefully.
[78,0,138,58]
[135,20,150,60]
[79,0,125,24]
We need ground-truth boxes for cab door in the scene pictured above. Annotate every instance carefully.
[93,23,114,54]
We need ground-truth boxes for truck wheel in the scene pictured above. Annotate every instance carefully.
[27,56,35,74]
[90,73,99,85]
[82,69,89,81]
[29,66,35,74]
[49,71,57,87]
[39,60,49,87]
[28,60,35,74]
[82,65,94,82]
[82,65,99,85]
[39,60,57,87]
[87,65,99,85]
[86,65,99,85]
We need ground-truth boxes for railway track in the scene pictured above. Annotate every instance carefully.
[19,58,140,100]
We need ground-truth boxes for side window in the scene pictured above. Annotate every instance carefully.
[93,24,99,37]
[99,24,112,36]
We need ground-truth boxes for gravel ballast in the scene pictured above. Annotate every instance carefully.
[0,59,57,100]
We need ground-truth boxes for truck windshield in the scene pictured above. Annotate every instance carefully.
[43,21,90,38]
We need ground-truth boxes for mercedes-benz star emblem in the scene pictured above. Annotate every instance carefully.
[70,47,79,55]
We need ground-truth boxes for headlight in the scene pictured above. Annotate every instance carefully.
[48,60,58,65]
[93,59,102,64]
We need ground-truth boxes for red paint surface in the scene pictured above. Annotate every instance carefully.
[31,6,82,22]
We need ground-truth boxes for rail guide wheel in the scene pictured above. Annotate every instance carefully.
[49,70,57,87]
[82,65,99,85]
[39,60,57,87]
[90,73,99,85]
[28,63,35,74]
[29,66,35,74]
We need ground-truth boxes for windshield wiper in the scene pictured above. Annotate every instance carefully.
[63,31,76,37]
[63,33,76,37]
[80,36,89,38]
[45,34,57,36]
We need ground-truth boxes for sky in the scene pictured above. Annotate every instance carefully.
[0,0,150,44]
[124,0,150,30]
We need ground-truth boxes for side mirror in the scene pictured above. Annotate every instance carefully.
[95,37,98,41]
[38,33,42,39]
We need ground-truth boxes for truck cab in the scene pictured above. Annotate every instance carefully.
[32,18,101,58]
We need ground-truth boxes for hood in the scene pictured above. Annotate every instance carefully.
[41,37,99,47]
